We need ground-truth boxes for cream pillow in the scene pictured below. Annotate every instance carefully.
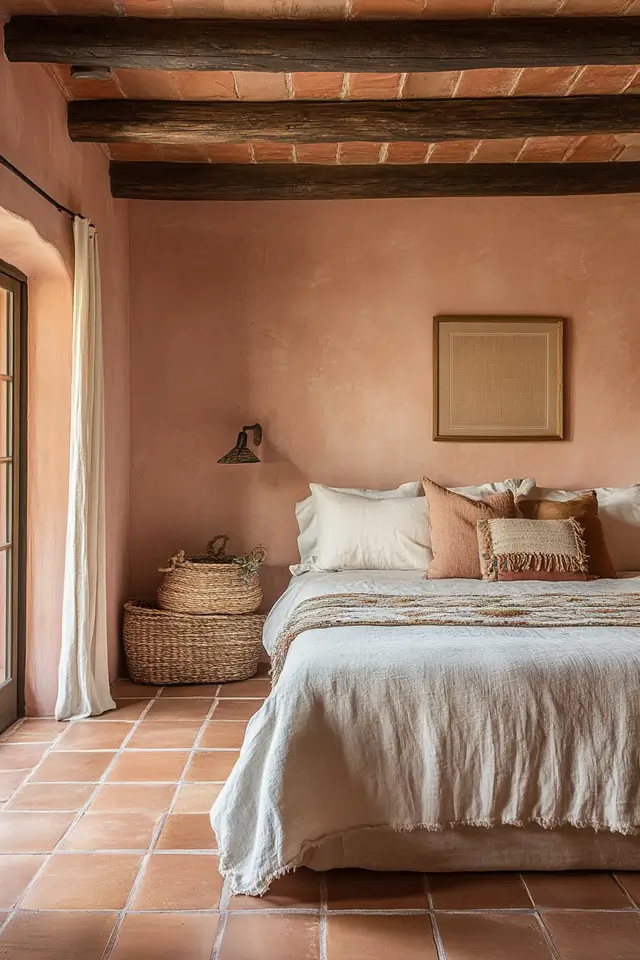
[311,484,432,572]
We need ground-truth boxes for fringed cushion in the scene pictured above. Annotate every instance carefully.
[477,517,589,582]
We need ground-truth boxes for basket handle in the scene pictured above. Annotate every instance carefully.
[206,535,230,559]
[246,546,267,567]
[158,550,186,573]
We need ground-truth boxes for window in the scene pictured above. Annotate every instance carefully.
[0,262,26,731]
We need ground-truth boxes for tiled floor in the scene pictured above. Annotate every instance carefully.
[0,670,638,958]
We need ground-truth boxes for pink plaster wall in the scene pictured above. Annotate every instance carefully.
[0,23,130,715]
[129,197,640,607]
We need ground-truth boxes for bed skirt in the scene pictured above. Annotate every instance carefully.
[303,825,640,873]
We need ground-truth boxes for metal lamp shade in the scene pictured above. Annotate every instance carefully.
[218,430,261,464]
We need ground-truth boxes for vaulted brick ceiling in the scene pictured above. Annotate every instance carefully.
[5,0,640,164]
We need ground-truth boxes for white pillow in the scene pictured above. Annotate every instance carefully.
[311,485,432,572]
[291,481,422,575]
[528,484,640,571]
[452,477,536,501]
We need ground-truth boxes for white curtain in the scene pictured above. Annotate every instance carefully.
[55,218,116,721]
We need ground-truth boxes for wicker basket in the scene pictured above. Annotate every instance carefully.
[123,600,266,685]
[157,535,265,615]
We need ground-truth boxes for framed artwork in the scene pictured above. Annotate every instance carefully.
[433,316,564,441]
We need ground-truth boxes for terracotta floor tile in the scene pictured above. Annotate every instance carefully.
[541,911,640,960]
[110,912,220,960]
[90,782,176,813]
[429,871,531,909]
[95,699,151,721]
[616,872,640,906]
[0,743,47,771]
[0,910,117,960]
[218,677,271,698]
[111,679,160,699]
[229,868,320,910]
[131,853,223,910]
[54,720,132,751]
[107,751,189,782]
[22,853,143,910]
[61,811,160,850]
[145,698,212,721]
[156,814,216,850]
[172,782,222,813]
[159,684,219,698]
[127,720,202,749]
[437,913,553,960]
[524,871,630,908]
[31,750,114,782]
[184,751,239,782]
[327,869,427,909]
[212,699,262,721]
[218,914,320,960]
[199,721,247,749]
[327,915,437,960]
[2,720,65,743]
[6,782,94,811]
[0,770,27,801]
[0,812,75,853]
[0,855,46,908]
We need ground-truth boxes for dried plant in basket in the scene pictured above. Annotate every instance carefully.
[157,535,266,616]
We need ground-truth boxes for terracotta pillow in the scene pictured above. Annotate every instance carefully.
[477,517,588,583]
[518,491,617,579]
[423,477,516,579]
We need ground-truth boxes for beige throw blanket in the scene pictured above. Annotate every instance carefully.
[212,573,640,894]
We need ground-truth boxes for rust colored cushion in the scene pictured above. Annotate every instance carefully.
[518,491,617,580]
[423,477,516,579]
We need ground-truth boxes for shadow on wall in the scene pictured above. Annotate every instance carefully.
[0,204,72,717]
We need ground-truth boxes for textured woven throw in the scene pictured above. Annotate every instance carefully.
[270,591,640,684]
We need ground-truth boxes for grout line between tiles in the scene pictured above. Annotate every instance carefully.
[424,874,447,960]
[611,873,640,909]
[319,871,328,960]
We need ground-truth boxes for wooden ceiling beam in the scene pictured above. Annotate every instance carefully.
[7,16,640,72]
[70,96,640,144]
[110,161,640,201]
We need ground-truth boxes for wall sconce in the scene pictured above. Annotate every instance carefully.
[218,424,262,464]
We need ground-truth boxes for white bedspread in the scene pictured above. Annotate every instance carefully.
[211,572,640,894]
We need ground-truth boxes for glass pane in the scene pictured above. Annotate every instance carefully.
[0,463,11,546]
[0,381,12,459]
[0,288,12,376]
[0,550,8,682]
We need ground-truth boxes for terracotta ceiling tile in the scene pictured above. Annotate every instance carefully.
[351,0,424,15]
[2,0,56,10]
[625,72,640,94]
[385,142,429,162]
[403,72,460,98]
[423,0,494,15]
[203,144,253,162]
[516,135,578,162]
[115,69,182,99]
[617,143,640,160]
[295,143,340,163]
[50,65,122,100]
[176,72,237,99]
[290,0,347,14]
[513,67,582,97]
[122,0,174,13]
[494,0,562,12]
[557,0,629,13]
[108,144,162,161]
[471,137,527,162]
[156,145,210,161]
[427,140,478,162]
[566,134,625,161]
[165,0,226,12]
[234,73,289,100]
[567,65,640,95]
[347,74,403,99]
[338,142,385,163]
[48,0,118,11]
[454,68,522,98]
[252,142,295,162]
[214,0,294,14]
[623,0,640,12]
[292,73,345,99]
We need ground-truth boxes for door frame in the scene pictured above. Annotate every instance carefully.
[0,259,27,729]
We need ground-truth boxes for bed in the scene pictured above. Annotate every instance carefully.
[211,570,640,895]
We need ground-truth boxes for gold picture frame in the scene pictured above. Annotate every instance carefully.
[433,316,564,442]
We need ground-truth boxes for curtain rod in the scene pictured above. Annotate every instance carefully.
[0,151,81,220]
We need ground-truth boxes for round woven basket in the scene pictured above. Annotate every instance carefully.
[157,535,265,615]
[123,600,266,685]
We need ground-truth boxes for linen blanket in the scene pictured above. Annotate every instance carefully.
[211,572,640,895]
